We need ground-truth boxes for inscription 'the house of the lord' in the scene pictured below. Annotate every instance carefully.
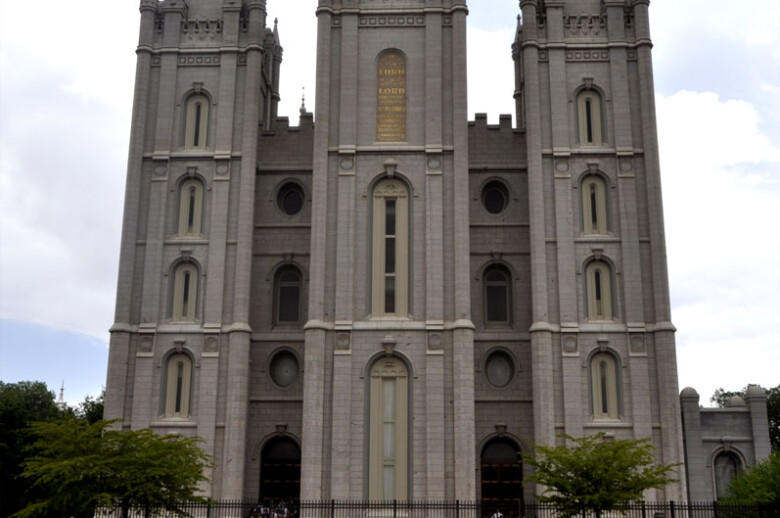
[377,51,406,142]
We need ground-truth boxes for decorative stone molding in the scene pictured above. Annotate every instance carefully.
[204,336,219,353]
[562,334,579,355]
[564,15,605,38]
[359,16,425,28]
[336,332,351,351]
[629,333,646,354]
[427,332,442,351]
[178,54,222,66]
[382,335,397,356]
[567,49,610,62]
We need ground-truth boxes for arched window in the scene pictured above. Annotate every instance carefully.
[577,90,603,146]
[184,94,209,149]
[171,262,199,322]
[177,179,204,236]
[368,357,409,501]
[484,265,512,325]
[371,179,409,317]
[590,352,619,420]
[581,175,608,234]
[714,452,740,499]
[585,260,613,320]
[163,352,192,418]
[274,266,303,325]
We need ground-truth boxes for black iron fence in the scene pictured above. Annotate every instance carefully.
[92,501,780,518]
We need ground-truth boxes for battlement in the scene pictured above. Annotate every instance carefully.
[468,114,526,167]
[258,113,315,168]
[469,113,515,131]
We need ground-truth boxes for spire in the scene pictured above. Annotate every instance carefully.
[56,381,66,410]
[273,17,280,45]
[300,87,307,115]
[515,13,523,43]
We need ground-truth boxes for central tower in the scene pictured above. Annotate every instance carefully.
[301,0,475,501]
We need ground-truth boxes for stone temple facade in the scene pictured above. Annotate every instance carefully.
[104,0,771,507]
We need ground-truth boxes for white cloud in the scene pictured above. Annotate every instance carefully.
[657,90,780,398]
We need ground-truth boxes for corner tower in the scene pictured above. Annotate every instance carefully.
[515,0,686,499]
[104,0,281,499]
[301,0,476,501]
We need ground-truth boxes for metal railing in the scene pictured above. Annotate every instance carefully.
[92,501,780,518]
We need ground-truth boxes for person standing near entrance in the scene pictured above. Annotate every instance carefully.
[490,510,504,518]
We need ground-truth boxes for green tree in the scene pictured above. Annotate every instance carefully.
[75,389,105,424]
[14,419,213,518]
[522,433,679,517]
[712,384,779,452]
[0,381,63,517]
[721,450,780,505]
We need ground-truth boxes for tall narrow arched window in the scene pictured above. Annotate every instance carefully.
[590,352,619,420]
[184,94,209,149]
[577,90,603,146]
[274,266,303,325]
[171,262,199,322]
[376,51,407,142]
[163,353,192,418]
[484,265,512,325]
[177,179,204,236]
[581,175,608,234]
[369,357,409,501]
[714,452,741,499]
[585,260,613,320]
[372,179,409,317]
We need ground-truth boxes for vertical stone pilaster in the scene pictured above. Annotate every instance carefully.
[301,327,327,500]
[425,347,445,499]
[221,329,251,499]
[198,343,220,497]
[329,345,352,499]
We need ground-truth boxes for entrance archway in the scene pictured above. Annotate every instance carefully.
[260,437,301,501]
[481,438,523,517]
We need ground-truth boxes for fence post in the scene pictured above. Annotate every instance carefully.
[669,501,676,518]
[456,500,460,518]
[393,499,397,518]
[331,499,335,518]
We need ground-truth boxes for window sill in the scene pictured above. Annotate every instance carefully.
[150,420,198,428]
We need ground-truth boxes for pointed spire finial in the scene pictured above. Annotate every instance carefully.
[57,381,66,410]
[300,87,307,115]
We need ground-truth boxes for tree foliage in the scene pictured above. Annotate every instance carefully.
[13,419,213,518]
[522,433,679,517]
[712,384,779,452]
[0,381,63,516]
[720,450,780,505]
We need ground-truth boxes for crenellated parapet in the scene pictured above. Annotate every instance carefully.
[257,113,315,169]
[468,114,526,168]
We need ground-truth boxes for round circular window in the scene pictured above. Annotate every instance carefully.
[270,351,299,388]
[277,183,305,216]
[481,181,509,215]
[485,350,514,388]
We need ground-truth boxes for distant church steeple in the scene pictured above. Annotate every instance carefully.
[56,381,66,410]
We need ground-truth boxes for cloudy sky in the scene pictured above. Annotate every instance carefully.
[0,0,778,405]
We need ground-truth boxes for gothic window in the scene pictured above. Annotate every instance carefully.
[371,179,409,317]
[184,94,209,149]
[163,352,192,418]
[590,352,619,420]
[171,262,199,322]
[585,260,613,320]
[369,357,409,501]
[482,181,510,215]
[274,266,303,325]
[484,265,512,325]
[581,175,608,234]
[177,179,204,236]
[714,452,740,499]
[577,90,603,146]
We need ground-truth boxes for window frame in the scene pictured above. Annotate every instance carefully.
[483,265,512,326]
[183,93,210,150]
[577,90,604,147]
[371,179,409,318]
[171,262,199,322]
[368,356,409,501]
[176,178,205,237]
[585,260,614,321]
[589,351,620,421]
[581,174,609,235]
[162,352,193,419]
[273,265,304,326]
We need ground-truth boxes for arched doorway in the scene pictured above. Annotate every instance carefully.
[481,438,523,517]
[260,437,301,501]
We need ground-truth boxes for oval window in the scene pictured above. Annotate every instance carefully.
[277,183,305,216]
[482,181,509,215]
[270,351,299,388]
[485,350,514,388]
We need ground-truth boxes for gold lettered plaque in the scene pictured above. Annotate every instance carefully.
[377,51,406,142]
